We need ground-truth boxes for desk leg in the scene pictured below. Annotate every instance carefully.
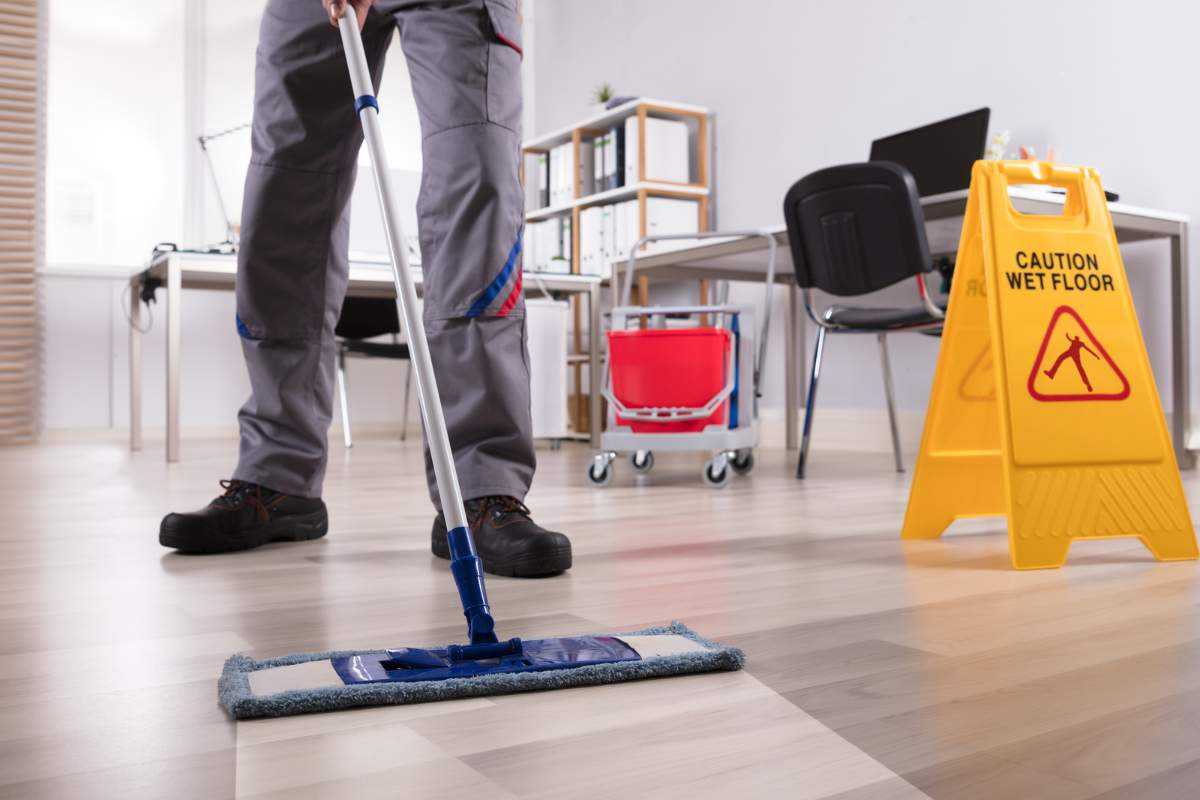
[129,275,142,452]
[1171,227,1195,468]
[166,258,182,463]
[589,282,601,447]
[785,282,800,450]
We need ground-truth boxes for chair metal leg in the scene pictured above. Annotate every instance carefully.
[878,333,904,472]
[336,347,353,449]
[796,326,827,479]
[401,360,413,442]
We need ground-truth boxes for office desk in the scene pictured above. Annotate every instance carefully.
[129,250,602,462]
[620,188,1194,467]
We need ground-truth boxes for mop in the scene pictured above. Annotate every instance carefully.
[218,6,743,720]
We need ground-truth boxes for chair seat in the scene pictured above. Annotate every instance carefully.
[341,340,410,359]
[824,303,943,331]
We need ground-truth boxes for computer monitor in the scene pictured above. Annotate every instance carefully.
[869,108,990,197]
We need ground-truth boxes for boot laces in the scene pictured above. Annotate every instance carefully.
[214,479,253,508]
[470,495,530,521]
[213,480,281,522]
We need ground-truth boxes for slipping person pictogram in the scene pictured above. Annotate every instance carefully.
[1043,332,1099,391]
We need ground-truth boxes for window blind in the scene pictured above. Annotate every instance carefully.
[0,0,42,444]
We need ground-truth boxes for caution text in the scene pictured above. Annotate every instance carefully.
[1005,250,1114,293]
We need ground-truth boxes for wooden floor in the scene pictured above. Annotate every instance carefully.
[2,432,1200,799]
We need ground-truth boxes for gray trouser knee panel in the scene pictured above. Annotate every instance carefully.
[233,0,534,506]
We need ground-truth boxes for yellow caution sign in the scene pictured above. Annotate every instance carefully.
[902,161,1197,569]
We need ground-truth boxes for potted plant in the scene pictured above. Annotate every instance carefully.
[591,82,614,114]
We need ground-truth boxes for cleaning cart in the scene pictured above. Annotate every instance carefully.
[588,231,778,488]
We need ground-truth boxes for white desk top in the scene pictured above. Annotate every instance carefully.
[610,187,1189,282]
[922,186,1190,224]
[136,249,600,293]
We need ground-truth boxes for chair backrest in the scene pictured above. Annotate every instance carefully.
[782,161,931,297]
[335,296,401,340]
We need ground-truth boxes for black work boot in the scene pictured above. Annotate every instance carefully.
[159,480,328,554]
[431,496,572,577]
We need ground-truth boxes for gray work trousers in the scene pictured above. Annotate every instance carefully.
[232,0,534,509]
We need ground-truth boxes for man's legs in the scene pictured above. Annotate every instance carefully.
[383,0,534,507]
[163,0,567,574]
[234,2,394,497]
[160,2,395,553]
[384,0,568,576]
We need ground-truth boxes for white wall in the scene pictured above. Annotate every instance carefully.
[531,0,1198,415]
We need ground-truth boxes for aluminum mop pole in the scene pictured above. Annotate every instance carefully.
[337,5,505,653]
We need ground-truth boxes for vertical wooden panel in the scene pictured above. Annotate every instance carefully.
[698,196,710,323]
[0,0,42,444]
[570,129,582,199]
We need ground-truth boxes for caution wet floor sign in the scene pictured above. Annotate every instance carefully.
[902,161,1196,569]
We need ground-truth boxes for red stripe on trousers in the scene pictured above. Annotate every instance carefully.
[497,271,522,317]
[495,32,523,57]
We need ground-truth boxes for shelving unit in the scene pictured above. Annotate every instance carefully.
[521,98,715,432]
[523,181,709,223]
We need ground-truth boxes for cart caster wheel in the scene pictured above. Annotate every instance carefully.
[703,460,730,488]
[631,450,654,474]
[588,461,613,487]
[730,450,754,475]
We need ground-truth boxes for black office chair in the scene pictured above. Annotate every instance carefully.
[783,162,945,478]
[334,296,413,448]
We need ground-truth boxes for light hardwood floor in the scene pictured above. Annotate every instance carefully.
[1,432,1199,799]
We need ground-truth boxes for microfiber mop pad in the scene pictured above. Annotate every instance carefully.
[220,622,744,720]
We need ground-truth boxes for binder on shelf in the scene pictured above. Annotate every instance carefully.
[578,141,595,198]
[612,124,625,190]
[645,196,698,243]
[592,133,607,196]
[604,201,614,267]
[536,152,549,208]
[624,116,690,185]
[526,215,574,274]
[555,215,572,273]
[547,146,560,206]
[549,143,574,206]
[577,197,697,280]
[595,127,614,191]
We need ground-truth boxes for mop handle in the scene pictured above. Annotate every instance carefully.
[337,6,498,645]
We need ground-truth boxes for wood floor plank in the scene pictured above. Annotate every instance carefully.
[458,678,904,799]
[1089,756,1200,799]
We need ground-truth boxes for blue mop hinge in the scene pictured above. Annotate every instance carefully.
[447,638,524,663]
[446,526,500,645]
[354,94,379,115]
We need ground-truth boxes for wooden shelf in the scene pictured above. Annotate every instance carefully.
[520,99,714,434]
[525,181,709,222]
[521,98,710,152]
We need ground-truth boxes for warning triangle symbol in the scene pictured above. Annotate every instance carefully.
[1027,305,1130,402]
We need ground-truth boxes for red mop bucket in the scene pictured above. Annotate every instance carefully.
[607,327,732,433]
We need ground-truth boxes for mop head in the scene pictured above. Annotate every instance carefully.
[219,621,744,720]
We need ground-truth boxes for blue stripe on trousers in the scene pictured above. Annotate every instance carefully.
[465,230,523,318]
